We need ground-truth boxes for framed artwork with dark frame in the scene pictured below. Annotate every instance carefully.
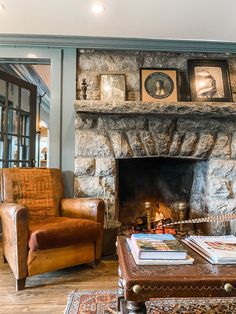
[188,59,232,102]
[100,74,126,101]
[140,68,179,102]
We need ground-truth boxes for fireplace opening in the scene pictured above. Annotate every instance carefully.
[118,157,202,227]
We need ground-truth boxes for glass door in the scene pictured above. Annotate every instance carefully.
[0,69,37,168]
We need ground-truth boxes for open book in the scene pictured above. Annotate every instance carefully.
[183,235,236,264]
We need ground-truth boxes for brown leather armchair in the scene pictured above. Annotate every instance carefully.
[0,168,105,291]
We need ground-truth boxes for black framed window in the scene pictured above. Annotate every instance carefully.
[0,70,36,168]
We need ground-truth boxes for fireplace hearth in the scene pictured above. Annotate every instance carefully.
[74,100,236,235]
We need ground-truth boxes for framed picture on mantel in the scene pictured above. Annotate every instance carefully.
[140,68,178,102]
[100,74,126,101]
[188,59,232,102]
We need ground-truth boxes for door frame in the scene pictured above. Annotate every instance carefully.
[0,47,76,196]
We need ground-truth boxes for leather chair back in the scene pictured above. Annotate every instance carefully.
[1,168,64,220]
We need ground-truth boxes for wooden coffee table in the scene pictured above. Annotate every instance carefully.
[116,236,236,313]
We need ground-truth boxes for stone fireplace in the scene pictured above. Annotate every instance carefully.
[74,100,236,235]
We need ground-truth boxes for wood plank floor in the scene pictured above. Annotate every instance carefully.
[0,240,118,314]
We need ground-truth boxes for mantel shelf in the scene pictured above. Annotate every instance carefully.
[74,100,236,118]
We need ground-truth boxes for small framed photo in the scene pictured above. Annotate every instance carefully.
[188,59,232,102]
[140,68,178,102]
[100,74,126,101]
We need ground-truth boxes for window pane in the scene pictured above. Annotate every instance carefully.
[20,113,30,136]
[21,88,30,112]
[8,135,18,160]
[25,114,30,136]
[7,109,18,134]
[0,106,2,132]
[0,79,6,105]
[20,113,26,136]
[8,83,19,108]
[25,137,29,160]
[19,161,29,167]
[0,138,3,159]
[19,137,29,160]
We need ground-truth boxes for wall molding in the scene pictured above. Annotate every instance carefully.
[0,34,236,53]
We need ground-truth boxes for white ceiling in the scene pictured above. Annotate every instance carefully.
[0,0,236,43]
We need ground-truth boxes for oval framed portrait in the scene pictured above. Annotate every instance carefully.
[140,68,178,102]
[144,72,174,99]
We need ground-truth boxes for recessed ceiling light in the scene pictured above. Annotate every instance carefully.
[91,4,104,14]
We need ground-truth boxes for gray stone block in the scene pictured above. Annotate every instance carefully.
[231,132,236,159]
[100,176,116,196]
[109,131,133,158]
[207,160,236,179]
[140,131,158,156]
[154,132,171,155]
[74,176,103,197]
[98,116,147,130]
[211,133,231,159]
[74,157,95,176]
[149,118,173,133]
[95,158,116,176]
[75,130,113,157]
[207,179,231,199]
[75,113,95,129]
[180,132,198,156]
[126,131,147,156]
[194,133,215,158]
[169,132,183,156]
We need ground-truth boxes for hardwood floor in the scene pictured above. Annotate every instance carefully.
[0,240,118,314]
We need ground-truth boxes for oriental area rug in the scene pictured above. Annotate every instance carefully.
[64,289,236,314]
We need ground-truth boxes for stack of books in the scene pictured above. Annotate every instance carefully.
[183,235,236,264]
[127,233,194,265]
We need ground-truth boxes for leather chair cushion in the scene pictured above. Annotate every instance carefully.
[28,217,102,250]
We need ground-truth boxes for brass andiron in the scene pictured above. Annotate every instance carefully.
[176,201,187,236]
[144,201,152,231]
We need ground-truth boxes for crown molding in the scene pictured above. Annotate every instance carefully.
[0,34,236,53]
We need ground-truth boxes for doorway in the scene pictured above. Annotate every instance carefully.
[0,63,51,168]
[0,69,37,167]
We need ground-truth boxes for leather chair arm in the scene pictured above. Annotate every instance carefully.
[0,202,29,279]
[61,198,105,225]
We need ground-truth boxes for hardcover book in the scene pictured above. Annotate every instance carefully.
[130,233,187,260]
[127,238,194,265]
[183,235,236,264]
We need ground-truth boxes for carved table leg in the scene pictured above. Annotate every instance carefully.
[126,300,147,314]
[117,265,124,311]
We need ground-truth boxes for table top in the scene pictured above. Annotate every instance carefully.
[117,236,236,300]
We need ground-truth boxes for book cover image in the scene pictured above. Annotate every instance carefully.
[205,241,236,251]
[131,234,186,252]
[136,240,170,251]
[136,239,185,252]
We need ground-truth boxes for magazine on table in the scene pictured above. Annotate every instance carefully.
[130,233,187,260]
[127,238,194,265]
[182,235,236,264]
